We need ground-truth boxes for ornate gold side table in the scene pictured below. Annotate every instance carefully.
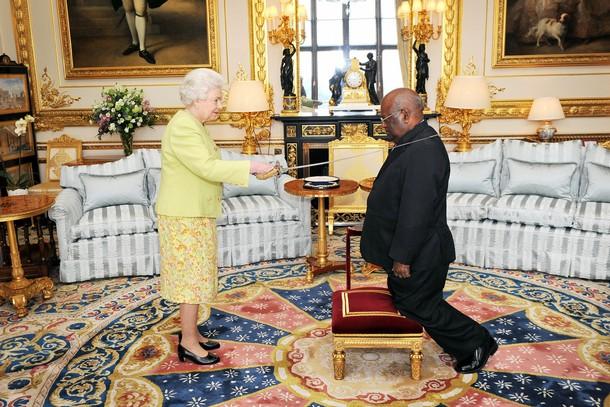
[0,195,55,317]
[285,179,359,283]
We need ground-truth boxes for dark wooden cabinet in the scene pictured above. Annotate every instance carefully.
[273,111,438,178]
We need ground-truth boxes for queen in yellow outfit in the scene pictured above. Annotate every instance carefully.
[156,68,273,365]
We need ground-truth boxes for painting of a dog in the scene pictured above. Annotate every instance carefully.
[494,0,610,67]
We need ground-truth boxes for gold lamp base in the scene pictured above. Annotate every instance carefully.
[454,133,472,152]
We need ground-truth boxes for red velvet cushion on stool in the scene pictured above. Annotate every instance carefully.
[332,287,423,334]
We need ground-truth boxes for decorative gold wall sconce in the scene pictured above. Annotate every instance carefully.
[397,0,444,44]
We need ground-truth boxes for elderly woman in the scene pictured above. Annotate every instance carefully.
[156,68,273,365]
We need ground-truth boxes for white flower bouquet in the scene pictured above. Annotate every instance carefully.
[90,85,155,155]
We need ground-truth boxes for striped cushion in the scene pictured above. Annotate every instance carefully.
[220,195,300,225]
[447,193,497,220]
[60,152,145,195]
[579,143,610,201]
[71,204,155,241]
[501,140,584,199]
[573,202,610,233]
[448,139,502,196]
[139,149,162,168]
[488,195,576,228]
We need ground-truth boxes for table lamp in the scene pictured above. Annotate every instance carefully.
[226,80,270,154]
[527,96,565,141]
[444,75,491,152]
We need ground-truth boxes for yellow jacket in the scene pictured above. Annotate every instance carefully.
[156,110,250,217]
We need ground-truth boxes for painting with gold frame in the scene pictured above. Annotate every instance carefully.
[0,120,35,161]
[493,0,610,67]
[57,0,219,78]
[0,73,30,115]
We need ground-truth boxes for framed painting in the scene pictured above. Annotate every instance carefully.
[0,73,30,116]
[0,120,35,161]
[57,0,219,78]
[493,0,610,67]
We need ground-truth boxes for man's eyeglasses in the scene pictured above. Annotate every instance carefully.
[380,109,404,123]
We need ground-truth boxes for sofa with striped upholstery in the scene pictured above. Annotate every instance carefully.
[447,139,609,280]
[49,150,312,283]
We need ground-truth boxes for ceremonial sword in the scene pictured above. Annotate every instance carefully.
[255,134,439,180]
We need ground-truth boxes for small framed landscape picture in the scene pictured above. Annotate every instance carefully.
[0,73,30,116]
[0,120,35,161]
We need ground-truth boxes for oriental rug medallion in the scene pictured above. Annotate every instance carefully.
[0,234,608,406]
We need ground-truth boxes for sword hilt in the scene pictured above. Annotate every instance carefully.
[255,162,282,180]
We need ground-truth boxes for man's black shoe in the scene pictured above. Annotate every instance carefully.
[456,336,498,373]
[122,43,139,55]
[139,49,156,64]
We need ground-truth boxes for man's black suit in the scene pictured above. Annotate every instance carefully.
[360,121,490,361]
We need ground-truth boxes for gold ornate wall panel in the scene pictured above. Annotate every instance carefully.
[438,0,610,124]
[11,0,270,131]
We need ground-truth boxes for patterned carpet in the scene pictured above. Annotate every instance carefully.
[1,231,609,406]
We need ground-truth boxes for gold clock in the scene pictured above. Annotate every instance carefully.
[341,57,369,104]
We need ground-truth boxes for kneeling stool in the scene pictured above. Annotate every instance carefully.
[331,245,424,380]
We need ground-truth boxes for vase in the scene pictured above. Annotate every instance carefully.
[122,132,134,156]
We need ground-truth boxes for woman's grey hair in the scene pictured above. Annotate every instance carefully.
[179,68,224,106]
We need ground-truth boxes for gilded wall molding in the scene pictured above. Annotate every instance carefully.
[13,0,270,130]
[439,133,610,145]
[10,0,38,111]
[249,0,268,83]
[438,0,610,121]
[40,68,80,109]
[483,99,610,119]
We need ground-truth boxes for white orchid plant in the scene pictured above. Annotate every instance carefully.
[0,114,34,190]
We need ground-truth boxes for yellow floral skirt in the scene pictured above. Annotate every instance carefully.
[158,215,218,304]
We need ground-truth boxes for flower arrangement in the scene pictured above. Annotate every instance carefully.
[90,85,155,155]
[0,114,34,192]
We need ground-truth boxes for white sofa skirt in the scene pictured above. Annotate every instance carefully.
[449,219,609,280]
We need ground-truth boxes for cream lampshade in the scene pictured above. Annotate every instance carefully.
[527,96,565,141]
[226,80,269,154]
[443,75,491,152]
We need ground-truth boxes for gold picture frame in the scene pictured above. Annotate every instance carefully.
[0,73,30,115]
[0,120,35,161]
[493,0,610,67]
[57,0,220,78]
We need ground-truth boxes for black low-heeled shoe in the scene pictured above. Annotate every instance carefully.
[177,344,220,365]
[178,333,220,351]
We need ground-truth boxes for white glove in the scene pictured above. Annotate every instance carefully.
[250,160,274,175]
